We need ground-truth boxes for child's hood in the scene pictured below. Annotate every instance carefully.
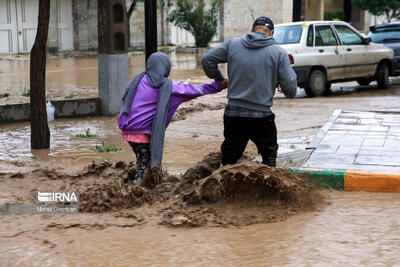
[146,52,171,88]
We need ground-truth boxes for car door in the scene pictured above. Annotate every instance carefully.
[333,24,377,79]
[314,24,346,81]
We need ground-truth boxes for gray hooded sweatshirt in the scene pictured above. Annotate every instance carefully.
[202,32,297,112]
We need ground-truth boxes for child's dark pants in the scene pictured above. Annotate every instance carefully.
[221,114,279,167]
[128,142,151,182]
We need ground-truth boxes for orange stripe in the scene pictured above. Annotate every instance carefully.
[344,171,400,192]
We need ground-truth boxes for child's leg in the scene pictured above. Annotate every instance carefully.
[128,142,151,184]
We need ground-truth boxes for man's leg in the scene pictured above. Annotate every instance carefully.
[128,142,151,184]
[221,115,249,165]
[249,114,279,167]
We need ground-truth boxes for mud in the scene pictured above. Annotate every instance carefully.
[0,152,324,229]
[172,102,226,122]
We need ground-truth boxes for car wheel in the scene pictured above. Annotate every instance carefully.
[305,69,327,97]
[376,63,389,89]
[357,78,371,86]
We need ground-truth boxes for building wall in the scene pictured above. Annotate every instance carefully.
[129,1,170,47]
[72,0,98,51]
[351,7,370,33]
[324,0,343,13]
[72,0,169,50]
[223,0,293,39]
[304,0,324,20]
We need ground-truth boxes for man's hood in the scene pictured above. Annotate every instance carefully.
[241,32,276,49]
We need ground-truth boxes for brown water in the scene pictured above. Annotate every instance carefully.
[1,191,399,266]
[0,116,226,173]
[0,52,216,103]
[2,53,400,266]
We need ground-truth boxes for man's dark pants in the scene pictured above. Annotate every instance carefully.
[221,114,279,167]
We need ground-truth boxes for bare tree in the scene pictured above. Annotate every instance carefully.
[127,0,138,19]
[30,0,51,149]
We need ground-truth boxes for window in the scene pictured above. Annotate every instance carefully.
[307,25,314,46]
[334,25,363,45]
[113,4,124,23]
[274,25,303,44]
[314,25,338,46]
[368,27,400,43]
[113,32,125,52]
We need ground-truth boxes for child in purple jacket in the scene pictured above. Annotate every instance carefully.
[118,52,227,185]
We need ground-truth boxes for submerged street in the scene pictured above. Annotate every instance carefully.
[1,51,400,265]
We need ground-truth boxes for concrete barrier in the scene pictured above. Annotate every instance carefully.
[0,98,101,124]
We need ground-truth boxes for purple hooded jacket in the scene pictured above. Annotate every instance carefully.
[118,75,223,135]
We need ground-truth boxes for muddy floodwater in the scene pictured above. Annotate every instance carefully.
[1,52,400,265]
[0,52,213,104]
[1,190,399,266]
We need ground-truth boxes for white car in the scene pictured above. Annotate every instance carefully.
[274,21,394,97]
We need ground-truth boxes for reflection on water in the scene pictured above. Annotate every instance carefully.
[1,53,399,266]
[0,116,224,173]
[0,52,222,97]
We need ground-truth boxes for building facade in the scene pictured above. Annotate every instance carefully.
[0,0,74,53]
[0,0,384,54]
[293,0,371,32]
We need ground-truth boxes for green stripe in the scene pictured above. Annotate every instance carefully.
[288,168,345,190]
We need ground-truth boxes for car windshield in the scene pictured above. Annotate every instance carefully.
[368,27,400,43]
[274,25,303,44]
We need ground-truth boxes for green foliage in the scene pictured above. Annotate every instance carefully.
[76,128,99,138]
[66,93,75,99]
[352,0,400,20]
[22,88,30,97]
[0,93,9,98]
[324,11,344,21]
[168,0,221,47]
[91,141,122,153]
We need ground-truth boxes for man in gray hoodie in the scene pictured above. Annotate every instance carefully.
[201,16,297,167]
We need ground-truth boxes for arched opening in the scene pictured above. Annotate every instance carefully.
[113,4,124,23]
[113,32,125,52]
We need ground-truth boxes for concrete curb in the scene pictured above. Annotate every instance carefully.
[0,98,101,124]
[288,168,400,192]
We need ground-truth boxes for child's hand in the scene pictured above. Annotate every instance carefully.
[276,84,282,93]
[220,79,229,89]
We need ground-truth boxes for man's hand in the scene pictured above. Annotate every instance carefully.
[220,78,229,89]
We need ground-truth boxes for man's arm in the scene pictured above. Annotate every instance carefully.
[201,42,229,82]
[277,51,297,98]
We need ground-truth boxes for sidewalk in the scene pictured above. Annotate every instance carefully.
[290,109,400,192]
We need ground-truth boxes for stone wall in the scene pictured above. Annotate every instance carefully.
[72,0,170,50]
[222,0,293,40]
[129,1,170,47]
[73,0,98,51]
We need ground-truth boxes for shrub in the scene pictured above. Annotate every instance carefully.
[168,0,221,47]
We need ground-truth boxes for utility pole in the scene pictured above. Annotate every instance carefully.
[98,0,129,115]
[30,0,51,149]
[145,0,157,60]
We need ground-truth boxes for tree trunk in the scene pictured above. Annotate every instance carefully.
[30,0,50,149]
